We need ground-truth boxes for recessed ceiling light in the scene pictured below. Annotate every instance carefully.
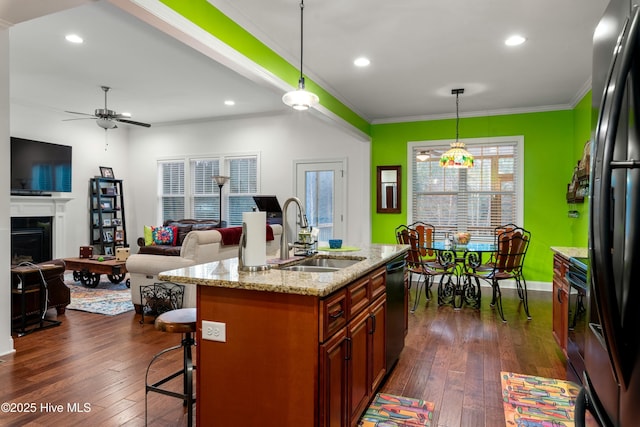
[65,34,83,44]
[505,35,526,46]
[354,57,370,67]
[224,100,235,106]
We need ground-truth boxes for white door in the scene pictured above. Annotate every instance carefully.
[295,161,345,242]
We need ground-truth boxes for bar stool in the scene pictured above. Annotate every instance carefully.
[145,308,196,427]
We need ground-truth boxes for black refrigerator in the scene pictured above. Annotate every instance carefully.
[576,0,640,425]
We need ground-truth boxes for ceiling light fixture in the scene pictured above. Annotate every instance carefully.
[440,88,474,168]
[354,57,370,67]
[505,35,526,46]
[65,34,83,44]
[416,151,430,161]
[224,100,235,106]
[282,0,319,111]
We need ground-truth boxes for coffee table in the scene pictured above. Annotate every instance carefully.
[63,257,129,288]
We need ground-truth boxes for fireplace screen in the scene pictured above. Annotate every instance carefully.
[11,217,52,265]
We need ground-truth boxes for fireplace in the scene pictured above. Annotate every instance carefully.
[11,217,53,265]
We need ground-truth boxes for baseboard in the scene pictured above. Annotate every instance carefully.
[0,336,16,357]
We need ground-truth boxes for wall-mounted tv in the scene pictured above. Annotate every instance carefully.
[10,137,72,195]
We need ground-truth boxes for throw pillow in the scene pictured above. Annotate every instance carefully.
[151,225,177,246]
[144,225,154,246]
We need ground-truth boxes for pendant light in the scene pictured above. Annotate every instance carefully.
[282,0,319,110]
[440,88,474,168]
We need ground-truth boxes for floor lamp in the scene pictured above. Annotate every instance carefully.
[212,175,230,226]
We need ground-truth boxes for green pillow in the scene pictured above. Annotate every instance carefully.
[144,225,153,246]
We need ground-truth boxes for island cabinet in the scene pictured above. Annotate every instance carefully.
[319,268,387,427]
[196,266,388,427]
[552,253,570,353]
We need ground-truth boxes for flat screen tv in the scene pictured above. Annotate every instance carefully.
[11,137,72,195]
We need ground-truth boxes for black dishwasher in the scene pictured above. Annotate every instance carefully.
[385,255,407,370]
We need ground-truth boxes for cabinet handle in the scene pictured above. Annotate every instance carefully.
[345,337,352,361]
[557,288,563,303]
[369,313,376,334]
[329,309,344,320]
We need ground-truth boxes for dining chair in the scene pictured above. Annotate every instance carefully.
[395,225,441,312]
[467,226,532,322]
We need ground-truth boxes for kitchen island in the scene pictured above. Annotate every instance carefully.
[158,244,408,427]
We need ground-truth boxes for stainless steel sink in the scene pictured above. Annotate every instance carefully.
[278,256,364,272]
[279,265,341,272]
[295,257,362,268]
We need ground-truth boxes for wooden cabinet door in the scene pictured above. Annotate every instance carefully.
[348,309,370,427]
[320,328,348,427]
[552,254,569,353]
[369,295,387,393]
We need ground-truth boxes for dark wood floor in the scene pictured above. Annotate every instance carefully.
[0,285,567,426]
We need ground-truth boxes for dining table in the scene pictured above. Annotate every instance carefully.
[427,241,497,309]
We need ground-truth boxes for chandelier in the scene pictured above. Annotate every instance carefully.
[440,88,474,168]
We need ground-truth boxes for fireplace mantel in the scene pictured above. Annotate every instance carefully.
[11,196,73,259]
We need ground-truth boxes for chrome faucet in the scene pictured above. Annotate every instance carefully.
[280,197,309,260]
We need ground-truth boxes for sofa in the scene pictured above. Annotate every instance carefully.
[126,221,282,312]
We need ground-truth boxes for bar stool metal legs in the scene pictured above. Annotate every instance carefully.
[144,308,196,426]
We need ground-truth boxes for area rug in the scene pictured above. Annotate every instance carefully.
[501,371,580,427]
[359,393,434,426]
[65,274,134,315]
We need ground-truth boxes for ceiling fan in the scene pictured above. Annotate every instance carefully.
[64,86,151,129]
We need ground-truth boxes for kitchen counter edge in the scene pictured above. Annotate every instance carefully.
[158,244,409,298]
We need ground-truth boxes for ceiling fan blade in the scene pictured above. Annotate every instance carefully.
[116,118,151,128]
[62,117,96,122]
[65,110,96,117]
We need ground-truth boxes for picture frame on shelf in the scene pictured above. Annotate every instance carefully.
[100,166,114,178]
[112,218,121,226]
[115,230,124,242]
[104,246,114,255]
[100,200,112,210]
[103,231,114,242]
[103,218,112,227]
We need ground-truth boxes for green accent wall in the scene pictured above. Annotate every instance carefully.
[370,109,588,283]
[158,0,370,135]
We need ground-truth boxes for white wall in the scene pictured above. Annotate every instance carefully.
[127,111,372,249]
[10,103,130,258]
[1,27,14,356]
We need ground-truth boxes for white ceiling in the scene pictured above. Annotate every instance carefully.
[5,0,609,130]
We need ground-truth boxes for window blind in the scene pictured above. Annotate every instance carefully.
[158,155,258,226]
[411,141,519,241]
[159,161,185,221]
[227,157,258,226]
[190,159,220,220]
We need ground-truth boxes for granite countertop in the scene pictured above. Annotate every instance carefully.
[158,244,409,297]
[550,246,588,259]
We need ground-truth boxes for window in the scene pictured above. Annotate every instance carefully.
[191,159,220,220]
[159,160,185,221]
[227,156,258,226]
[158,155,258,225]
[409,137,523,241]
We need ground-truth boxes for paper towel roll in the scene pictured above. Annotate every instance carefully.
[242,211,266,266]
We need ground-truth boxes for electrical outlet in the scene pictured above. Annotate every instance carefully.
[202,320,226,342]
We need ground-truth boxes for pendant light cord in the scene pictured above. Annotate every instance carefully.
[299,1,305,87]
[456,92,460,142]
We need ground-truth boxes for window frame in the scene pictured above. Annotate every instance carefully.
[407,136,524,242]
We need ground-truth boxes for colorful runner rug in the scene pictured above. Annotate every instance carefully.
[501,371,580,427]
[359,393,434,426]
